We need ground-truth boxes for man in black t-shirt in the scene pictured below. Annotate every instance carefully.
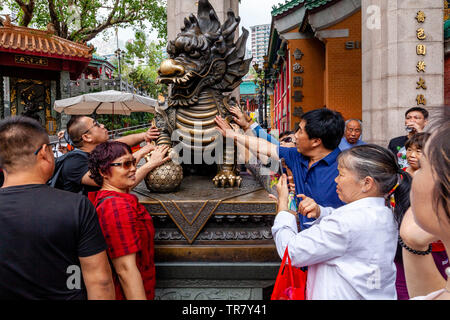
[387,107,428,168]
[0,116,115,299]
[57,115,159,194]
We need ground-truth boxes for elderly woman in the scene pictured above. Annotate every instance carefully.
[272,144,411,299]
[399,117,450,300]
[88,141,170,300]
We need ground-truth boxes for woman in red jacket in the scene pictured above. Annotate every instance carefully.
[88,141,169,300]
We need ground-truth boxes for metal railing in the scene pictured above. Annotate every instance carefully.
[48,123,151,157]
[108,123,151,138]
[63,78,151,98]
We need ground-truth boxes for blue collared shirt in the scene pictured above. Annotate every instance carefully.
[278,147,345,230]
[338,137,366,151]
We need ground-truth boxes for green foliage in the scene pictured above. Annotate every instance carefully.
[121,128,148,136]
[3,0,167,42]
[119,30,167,98]
[96,112,154,131]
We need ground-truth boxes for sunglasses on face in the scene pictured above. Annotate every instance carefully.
[82,120,102,135]
[110,158,137,170]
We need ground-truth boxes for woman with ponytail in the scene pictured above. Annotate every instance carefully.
[272,144,411,299]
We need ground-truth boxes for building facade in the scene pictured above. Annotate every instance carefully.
[251,24,271,68]
[267,0,362,133]
[267,0,445,146]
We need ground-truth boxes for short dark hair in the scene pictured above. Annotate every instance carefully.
[67,115,87,148]
[88,141,132,186]
[300,109,345,150]
[0,116,49,172]
[405,132,431,150]
[279,131,294,140]
[405,107,429,119]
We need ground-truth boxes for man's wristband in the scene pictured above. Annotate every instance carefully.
[398,236,432,255]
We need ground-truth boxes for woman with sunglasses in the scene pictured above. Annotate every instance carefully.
[88,141,170,300]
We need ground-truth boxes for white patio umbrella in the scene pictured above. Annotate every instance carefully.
[54,90,157,116]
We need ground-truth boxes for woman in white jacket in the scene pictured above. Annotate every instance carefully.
[272,144,411,300]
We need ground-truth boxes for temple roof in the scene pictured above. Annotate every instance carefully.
[271,0,335,17]
[0,21,93,61]
[240,81,258,95]
[271,0,305,17]
[445,19,450,39]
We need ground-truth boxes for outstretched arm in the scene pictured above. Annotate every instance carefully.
[399,208,445,298]
[115,127,160,147]
[215,115,279,160]
[132,145,171,189]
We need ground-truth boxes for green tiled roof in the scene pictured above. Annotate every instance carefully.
[271,0,304,16]
[240,81,258,95]
[445,19,450,39]
[306,0,335,10]
[92,54,108,62]
[271,0,335,17]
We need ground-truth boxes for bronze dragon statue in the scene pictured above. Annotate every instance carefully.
[151,0,252,190]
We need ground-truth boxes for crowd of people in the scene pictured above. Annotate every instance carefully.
[0,104,448,300]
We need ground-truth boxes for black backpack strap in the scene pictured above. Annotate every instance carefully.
[48,148,87,188]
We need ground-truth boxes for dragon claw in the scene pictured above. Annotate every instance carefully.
[212,170,241,188]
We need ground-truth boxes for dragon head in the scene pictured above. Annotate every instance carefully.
[156,0,251,107]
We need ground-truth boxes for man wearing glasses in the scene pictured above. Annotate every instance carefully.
[55,115,159,195]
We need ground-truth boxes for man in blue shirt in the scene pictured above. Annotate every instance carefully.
[215,108,346,230]
[338,119,366,151]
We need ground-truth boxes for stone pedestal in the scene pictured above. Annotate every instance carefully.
[362,1,444,146]
[133,173,279,300]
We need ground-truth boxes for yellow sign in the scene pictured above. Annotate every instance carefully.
[416,11,426,23]
[416,94,426,105]
[416,28,426,40]
[416,78,427,90]
[416,61,426,73]
[416,44,426,55]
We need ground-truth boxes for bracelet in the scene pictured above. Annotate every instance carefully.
[398,236,432,255]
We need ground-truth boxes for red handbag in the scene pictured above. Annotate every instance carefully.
[271,247,307,300]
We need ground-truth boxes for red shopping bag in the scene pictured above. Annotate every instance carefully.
[271,247,307,300]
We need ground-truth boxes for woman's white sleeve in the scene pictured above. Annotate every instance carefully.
[272,210,349,267]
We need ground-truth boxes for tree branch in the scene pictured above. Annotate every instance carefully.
[71,7,140,42]
[47,0,62,36]
[15,0,35,27]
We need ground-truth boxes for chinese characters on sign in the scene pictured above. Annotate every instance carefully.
[293,63,304,74]
[415,11,427,106]
[15,55,48,66]
[293,90,304,102]
[293,48,304,60]
[293,76,303,88]
[293,49,304,108]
